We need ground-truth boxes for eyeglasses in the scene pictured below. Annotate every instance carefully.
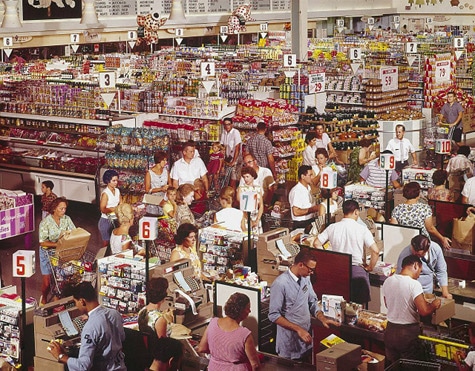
[302,262,315,273]
[245,160,255,164]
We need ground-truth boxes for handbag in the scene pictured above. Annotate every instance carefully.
[452,212,475,253]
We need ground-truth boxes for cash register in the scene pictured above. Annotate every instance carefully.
[152,258,213,329]
[257,227,300,285]
[34,296,85,370]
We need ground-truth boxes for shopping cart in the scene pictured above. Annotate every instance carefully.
[46,247,97,298]
[384,359,441,371]
[419,334,470,367]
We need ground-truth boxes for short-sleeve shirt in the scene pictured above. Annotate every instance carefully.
[170,157,208,185]
[315,133,331,150]
[462,177,475,205]
[289,182,314,221]
[440,101,464,128]
[386,138,415,162]
[220,127,242,159]
[391,202,432,238]
[246,133,274,169]
[360,159,398,188]
[39,214,76,243]
[382,274,423,324]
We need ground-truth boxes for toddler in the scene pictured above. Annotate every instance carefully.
[41,180,57,219]
[162,187,177,218]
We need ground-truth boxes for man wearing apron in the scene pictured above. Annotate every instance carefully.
[268,249,339,362]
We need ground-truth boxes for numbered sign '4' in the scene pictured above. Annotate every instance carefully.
[201,62,215,77]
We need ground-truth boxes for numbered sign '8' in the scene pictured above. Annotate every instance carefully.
[240,191,258,212]
[380,154,395,170]
[435,139,451,155]
[320,168,338,189]
[139,217,158,240]
[13,250,35,277]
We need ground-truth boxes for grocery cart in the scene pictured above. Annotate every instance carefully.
[46,246,97,298]
[419,334,470,368]
[385,359,441,371]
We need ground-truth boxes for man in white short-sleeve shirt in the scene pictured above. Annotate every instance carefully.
[170,141,209,191]
[289,165,319,230]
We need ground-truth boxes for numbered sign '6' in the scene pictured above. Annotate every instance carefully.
[349,48,361,61]
[435,139,451,155]
[99,71,116,89]
[13,250,35,278]
[380,153,395,170]
[3,37,13,47]
[283,54,297,68]
[139,217,158,240]
[240,191,258,212]
[201,62,215,77]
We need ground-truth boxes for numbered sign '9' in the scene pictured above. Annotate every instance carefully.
[380,154,395,170]
[320,168,338,189]
[139,217,158,240]
[435,139,451,155]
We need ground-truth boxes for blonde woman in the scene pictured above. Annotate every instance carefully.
[214,187,246,231]
[110,203,134,254]
[175,183,196,227]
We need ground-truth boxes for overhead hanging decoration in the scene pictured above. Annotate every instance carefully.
[136,12,167,45]
[227,3,255,34]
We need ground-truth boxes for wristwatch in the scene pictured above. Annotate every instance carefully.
[58,353,65,362]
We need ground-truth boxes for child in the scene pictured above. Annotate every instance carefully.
[207,142,224,193]
[162,187,177,218]
[455,322,475,371]
[41,180,57,219]
[110,203,134,255]
[191,179,208,215]
[236,167,264,234]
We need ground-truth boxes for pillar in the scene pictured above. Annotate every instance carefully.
[291,0,308,62]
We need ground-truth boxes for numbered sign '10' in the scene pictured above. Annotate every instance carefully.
[139,217,158,240]
[380,154,395,170]
[435,139,451,155]
[240,191,258,212]
[320,168,338,189]
[13,250,35,277]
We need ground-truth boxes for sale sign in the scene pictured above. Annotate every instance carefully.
[435,60,451,83]
[380,67,398,92]
[309,73,325,94]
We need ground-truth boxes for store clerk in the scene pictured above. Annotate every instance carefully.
[385,124,417,172]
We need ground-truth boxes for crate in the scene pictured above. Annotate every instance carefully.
[419,334,470,366]
[384,359,441,370]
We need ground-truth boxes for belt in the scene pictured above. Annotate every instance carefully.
[388,321,420,327]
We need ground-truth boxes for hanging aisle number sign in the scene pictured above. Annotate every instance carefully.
[380,153,395,170]
[320,167,337,189]
[336,19,344,28]
[139,217,158,240]
[349,48,361,61]
[240,191,258,212]
[453,37,464,48]
[70,33,80,44]
[435,139,451,154]
[99,71,116,88]
[3,37,12,47]
[260,23,268,32]
[435,60,450,83]
[380,66,398,92]
[13,250,35,277]
[201,62,215,77]
[220,26,228,34]
[406,42,418,54]
[283,54,297,67]
[175,28,184,37]
[128,31,137,40]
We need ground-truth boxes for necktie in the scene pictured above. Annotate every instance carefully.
[297,278,301,286]
[400,140,404,162]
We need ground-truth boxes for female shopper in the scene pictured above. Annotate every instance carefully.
[348,139,377,184]
[145,151,170,197]
[197,292,260,371]
[214,186,246,231]
[236,167,264,234]
[175,183,195,227]
[390,182,451,249]
[302,132,317,166]
[110,203,135,254]
[98,169,121,247]
[427,170,456,202]
[38,197,76,305]
[318,187,342,217]
[170,223,202,278]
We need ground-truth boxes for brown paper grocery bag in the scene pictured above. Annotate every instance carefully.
[452,213,475,253]
[56,227,91,260]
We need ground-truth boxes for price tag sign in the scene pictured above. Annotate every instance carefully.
[380,66,398,92]
[99,71,116,88]
[240,191,258,212]
[201,62,215,77]
[380,153,395,170]
[435,60,451,83]
[220,26,228,34]
[70,33,80,44]
[336,19,344,28]
[13,250,35,277]
[309,73,325,94]
[175,28,184,37]
[453,37,464,48]
[406,42,418,54]
[283,54,297,67]
[260,23,268,32]
[139,217,158,240]
[320,167,337,189]
[3,37,12,47]
[435,139,451,154]
[349,48,362,61]
[128,31,137,40]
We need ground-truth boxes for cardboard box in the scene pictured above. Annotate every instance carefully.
[424,294,455,324]
[316,342,362,371]
[34,356,65,371]
[56,227,91,260]
[358,350,385,371]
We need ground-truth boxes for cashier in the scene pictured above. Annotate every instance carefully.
[396,235,452,299]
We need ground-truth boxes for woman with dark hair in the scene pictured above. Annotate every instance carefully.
[348,138,377,183]
[145,151,170,197]
[318,187,342,217]
[390,182,451,249]
[98,169,121,247]
[175,183,195,227]
[302,132,317,166]
[197,292,260,370]
[170,223,201,278]
[446,145,473,200]
[38,197,75,305]
[428,170,456,202]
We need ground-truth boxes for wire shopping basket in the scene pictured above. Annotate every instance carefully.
[384,359,441,371]
[419,334,470,367]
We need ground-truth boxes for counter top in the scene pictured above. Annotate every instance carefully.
[435,278,475,304]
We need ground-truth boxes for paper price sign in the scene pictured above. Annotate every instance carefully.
[336,19,344,28]
[128,31,137,40]
[406,42,418,54]
[349,48,361,61]
[99,71,116,88]
[435,139,451,154]
[70,33,80,44]
[139,217,158,240]
[283,54,297,67]
[201,62,215,77]
[309,73,325,94]
[380,67,398,92]
[320,168,337,189]
[3,37,12,47]
[220,26,228,34]
[260,23,268,32]
[435,60,450,83]
[454,37,464,48]
[380,154,395,170]
[13,250,35,277]
[240,191,258,212]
